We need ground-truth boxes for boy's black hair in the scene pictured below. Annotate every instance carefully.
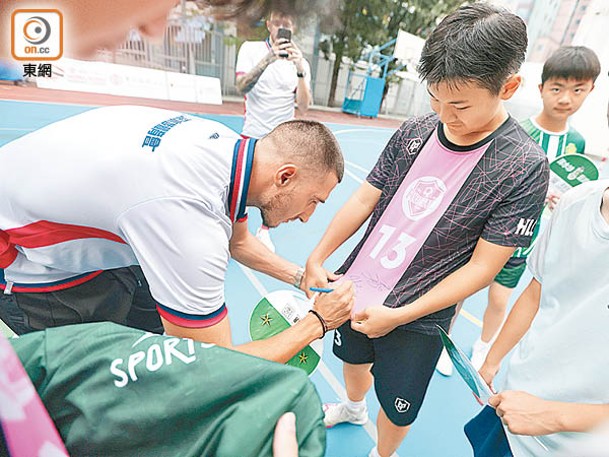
[418,2,527,95]
[541,46,601,85]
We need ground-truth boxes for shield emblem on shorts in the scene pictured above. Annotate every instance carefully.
[394,397,411,413]
[402,177,446,221]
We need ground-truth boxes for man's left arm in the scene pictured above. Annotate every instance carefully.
[229,219,304,288]
[287,42,311,114]
[352,238,515,337]
[490,391,609,436]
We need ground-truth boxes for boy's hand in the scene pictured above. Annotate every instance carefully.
[351,306,399,338]
[303,262,341,298]
[478,360,500,392]
[545,191,561,210]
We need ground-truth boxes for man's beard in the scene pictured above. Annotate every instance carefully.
[259,189,294,228]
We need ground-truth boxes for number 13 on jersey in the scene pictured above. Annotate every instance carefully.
[368,224,416,270]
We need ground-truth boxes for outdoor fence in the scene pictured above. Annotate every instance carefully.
[98,22,432,119]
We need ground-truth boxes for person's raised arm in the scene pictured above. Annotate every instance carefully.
[304,181,382,295]
[236,40,289,94]
[286,41,311,114]
[479,278,541,387]
[161,280,354,363]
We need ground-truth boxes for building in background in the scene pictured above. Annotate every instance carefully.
[526,0,593,62]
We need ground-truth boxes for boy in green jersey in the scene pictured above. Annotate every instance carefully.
[470,46,601,369]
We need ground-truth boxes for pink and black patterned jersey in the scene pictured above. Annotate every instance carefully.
[337,113,549,334]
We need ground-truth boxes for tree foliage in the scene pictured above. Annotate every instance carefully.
[320,0,465,106]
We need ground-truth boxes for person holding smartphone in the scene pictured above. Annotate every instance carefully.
[235,10,312,252]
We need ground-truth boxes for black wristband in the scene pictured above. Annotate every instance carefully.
[296,71,305,78]
[308,309,327,339]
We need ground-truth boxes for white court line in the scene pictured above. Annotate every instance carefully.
[237,263,380,445]
[344,159,370,175]
[333,128,394,135]
[458,309,482,328]
[344,168,364,184]
[0,127,35,131]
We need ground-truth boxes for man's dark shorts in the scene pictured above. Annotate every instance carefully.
[494,256,527,289]
[332,319,443,426]
[0,266,163,335]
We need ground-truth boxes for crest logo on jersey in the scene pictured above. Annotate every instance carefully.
[402,177,446,221]
[407,138,422,155]
[394,397,411,413]
[515,218,536,236]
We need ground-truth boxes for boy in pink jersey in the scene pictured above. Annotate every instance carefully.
[304,4,549,457]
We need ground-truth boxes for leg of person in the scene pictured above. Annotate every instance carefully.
[435,300,463,377]
[371,328,443,457]
[125,266,163,334]
[0,267,146,334]
[324,322,373,427]
[471,257,526,370]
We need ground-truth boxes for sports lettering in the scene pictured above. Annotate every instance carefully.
[515,218,536,236]
[110,337,213,388]
[555,158,590,184]
[141,115,191,152]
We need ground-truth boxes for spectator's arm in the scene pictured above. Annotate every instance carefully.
[295,75,312,114]
[236,52,276,94]
[479,278,541,386]
[490,391,609,435]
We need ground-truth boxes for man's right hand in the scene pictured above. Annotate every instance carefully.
[311,280,354,330]
[271,38,291,59]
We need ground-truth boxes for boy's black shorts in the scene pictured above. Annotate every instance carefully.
[332,319,443,426]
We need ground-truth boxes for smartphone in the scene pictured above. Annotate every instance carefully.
[277,28,291,58]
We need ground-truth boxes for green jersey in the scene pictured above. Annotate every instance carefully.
[520,117,585,162]
[512,117,586,258]
[12,322,326,457]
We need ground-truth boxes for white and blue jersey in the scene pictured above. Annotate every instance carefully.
[0,105,255,327]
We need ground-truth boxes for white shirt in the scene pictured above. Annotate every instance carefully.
[0,106,255,322]
[503,180,609,456]
[236,39,311,139]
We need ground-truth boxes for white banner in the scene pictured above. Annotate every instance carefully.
[36,58,222,105]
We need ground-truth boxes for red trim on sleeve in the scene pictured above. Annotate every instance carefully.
[157,305,228,329]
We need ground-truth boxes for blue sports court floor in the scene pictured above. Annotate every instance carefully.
[0,99,534,457]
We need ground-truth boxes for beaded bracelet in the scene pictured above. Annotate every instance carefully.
[308,309,328,339]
